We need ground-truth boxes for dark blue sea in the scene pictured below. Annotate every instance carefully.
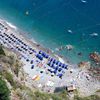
[0,0,100,63]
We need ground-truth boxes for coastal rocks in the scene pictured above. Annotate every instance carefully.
[88,67,100,80]
[89,52,100,63]
[56,44,74,51]
[65,44,74,51]
[56,46,65,51]
[78,61,90,68]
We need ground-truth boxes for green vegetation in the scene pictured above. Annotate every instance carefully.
[0,71,18,89]
[13,59,21,77]
[7,55,22,77]
[15,85,36,100]
[28,90,69,100]
[55,90,69,100]
[15,87,100,100]
[74,94,100,100]
[0,46,5,55]
[15,87,69,100]
[96,89,100,93]
[3,71,15,86]
[0,46,99,100]
[34,91,51,100]
[8,55,15,66]
[0,77,10,100]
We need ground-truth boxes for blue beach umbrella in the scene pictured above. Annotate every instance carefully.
[62,64,65,68]
[45,54,49,58]
[50,58,53,61]
[30,60,34,64]
[64,65,68,69]
[39,50,42,54]
[48,69,52,73]
[26,59,29,62]
[58,68,62,72]
[55,66,58,70]
[58,62,62,66]
[58,74,63,78]
[47,61,51,66]
[36,54,43,60]
[31,65,34,69]
[53,59,56,63]
[42,52,47,58]
[53,70,57,74]
[56,61,59,65]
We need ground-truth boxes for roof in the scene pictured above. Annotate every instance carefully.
[67,85,76,92]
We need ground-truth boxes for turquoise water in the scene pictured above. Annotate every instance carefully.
[0,0,100,63]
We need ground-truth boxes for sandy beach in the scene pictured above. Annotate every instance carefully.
[0,18,100,96]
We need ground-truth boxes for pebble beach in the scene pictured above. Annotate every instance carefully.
[0,18,100,96]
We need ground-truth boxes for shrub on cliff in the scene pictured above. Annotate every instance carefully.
[74,94,100,100]
[0,46,5,55]
[0,77,10,100]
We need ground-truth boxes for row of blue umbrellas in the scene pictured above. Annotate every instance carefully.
[2,32,68,79]
[48,68,63,79]
[35,50,68,79]
[0,23,7,30]
[48,58,68,70]
[39,50,49,58]
[1,33,38,65]
[11,35,35,54]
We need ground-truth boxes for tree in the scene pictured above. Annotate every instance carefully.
[0,46,5,55]
[0,77,10,100]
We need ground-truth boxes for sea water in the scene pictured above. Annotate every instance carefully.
[0,0,100,64]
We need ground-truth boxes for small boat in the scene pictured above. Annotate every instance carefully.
[67,29,73,33]
[81,0,87,3]
[90,33,98,37]
[25,11,29,15]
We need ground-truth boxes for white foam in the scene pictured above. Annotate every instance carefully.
[55,54,65,63]
[30,38,38,44]
[55,48,59,51]
[6,21,17,30]
[59,57,65,63]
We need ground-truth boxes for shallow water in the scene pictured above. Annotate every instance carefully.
[0,0,100,63]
